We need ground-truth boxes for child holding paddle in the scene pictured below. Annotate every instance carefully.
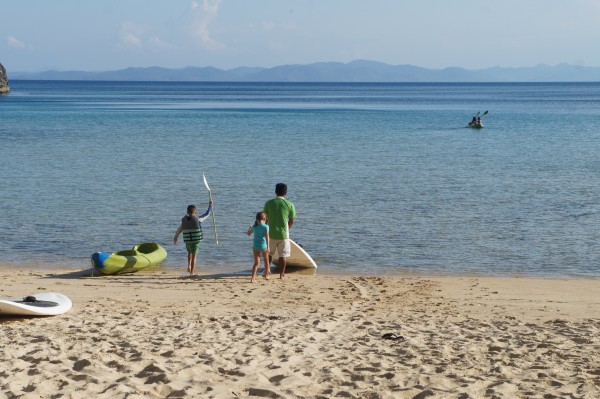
[174,200,212,276]
[247,212,271,283]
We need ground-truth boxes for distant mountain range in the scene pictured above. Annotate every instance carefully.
[11,60,600,82]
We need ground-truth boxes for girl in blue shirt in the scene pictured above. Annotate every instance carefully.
[247,212,270,283]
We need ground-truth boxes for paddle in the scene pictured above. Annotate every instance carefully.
[202,174,219,245]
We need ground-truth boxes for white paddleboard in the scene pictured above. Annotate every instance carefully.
[0,292,73,316]
[273,239,318,269]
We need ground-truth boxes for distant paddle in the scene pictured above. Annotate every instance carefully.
[202,173,219,245]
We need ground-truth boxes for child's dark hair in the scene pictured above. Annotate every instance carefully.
[254,212,267,226]
[186,205,196,221]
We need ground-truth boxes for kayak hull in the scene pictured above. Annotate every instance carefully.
[91,242,167,275]
[273,239,318,269]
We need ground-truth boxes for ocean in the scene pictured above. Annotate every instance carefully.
[1,81,600,277]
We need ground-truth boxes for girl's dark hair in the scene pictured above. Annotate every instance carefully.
[186,205,196,221]
[254,212,266,226]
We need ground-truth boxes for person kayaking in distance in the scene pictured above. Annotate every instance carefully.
[468,116,484,128]
[468,111,488,128]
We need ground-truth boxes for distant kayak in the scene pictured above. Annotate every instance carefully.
[467,123,484,129]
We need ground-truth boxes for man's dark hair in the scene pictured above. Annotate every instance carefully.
[275,183,287,196]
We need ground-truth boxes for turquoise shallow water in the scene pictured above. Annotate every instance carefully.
[1,81,600,277]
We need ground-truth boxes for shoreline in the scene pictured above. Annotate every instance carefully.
[1,263,598,281]
[1,267,599,398]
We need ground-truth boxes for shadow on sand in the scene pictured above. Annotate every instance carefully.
[42,265,315,283]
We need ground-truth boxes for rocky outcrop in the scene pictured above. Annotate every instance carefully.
[0,63,10,93]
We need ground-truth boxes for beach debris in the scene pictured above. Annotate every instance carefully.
[381,333,405,341]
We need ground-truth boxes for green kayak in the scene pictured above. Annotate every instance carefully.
[91,242,167,275]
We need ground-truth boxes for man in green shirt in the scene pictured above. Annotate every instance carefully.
[264,183,296,279]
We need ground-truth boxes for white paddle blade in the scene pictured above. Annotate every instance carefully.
[202,173,218,244]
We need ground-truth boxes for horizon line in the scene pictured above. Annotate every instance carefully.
[8,59,598,75]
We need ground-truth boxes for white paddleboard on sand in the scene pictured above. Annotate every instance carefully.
[0,292,73,316]
[273,239,318,269]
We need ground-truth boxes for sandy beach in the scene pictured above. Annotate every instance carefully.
[1,266,599,398]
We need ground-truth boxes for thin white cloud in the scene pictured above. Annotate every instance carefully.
[190,0,224,48]
[122,33,142,47]
[117,22,144,48]
[7,36,31,49]
[262,21,276,31]
[117,21,173,51]
[148,37,173,51]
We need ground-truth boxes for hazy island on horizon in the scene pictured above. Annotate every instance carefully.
[10,60,600,83]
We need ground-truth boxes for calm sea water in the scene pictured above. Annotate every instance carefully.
[1,81,600,277]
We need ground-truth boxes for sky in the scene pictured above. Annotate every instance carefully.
[2,0,600,72]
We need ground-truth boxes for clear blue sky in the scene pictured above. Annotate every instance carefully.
[2,0,600,72]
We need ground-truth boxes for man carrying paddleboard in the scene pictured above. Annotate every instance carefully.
[264,183,296,279]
